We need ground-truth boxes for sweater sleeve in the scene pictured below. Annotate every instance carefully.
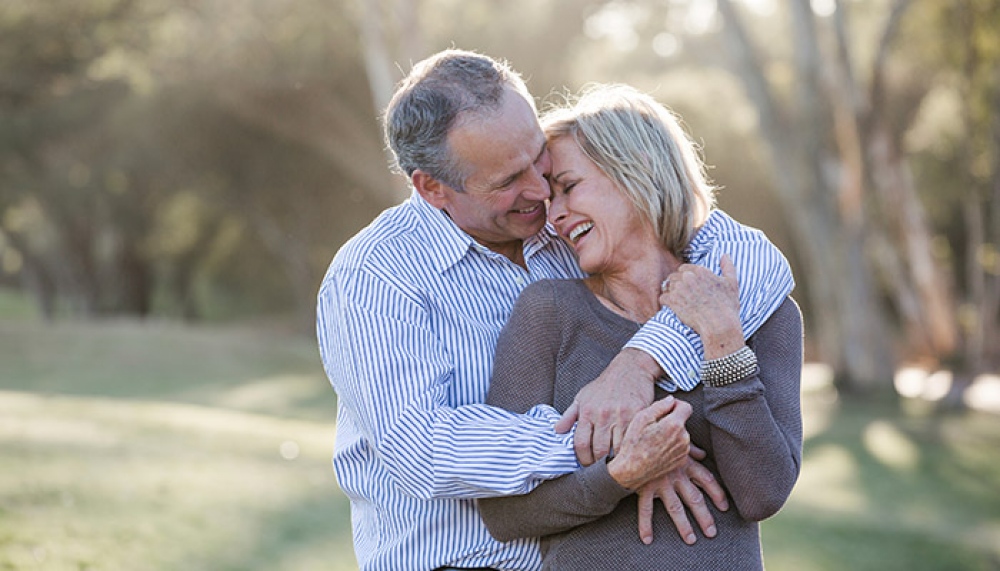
[703,297,804,521]
[479,281,632,541]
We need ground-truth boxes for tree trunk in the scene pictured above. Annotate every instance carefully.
[716,0,897,391]
[358,0,424,202]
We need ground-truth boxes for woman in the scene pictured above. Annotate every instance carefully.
[478,84,803,570]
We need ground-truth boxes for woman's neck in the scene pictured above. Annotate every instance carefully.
[589,248,683,323]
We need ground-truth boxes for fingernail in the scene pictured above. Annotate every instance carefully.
[642,535,652,545]
[686,533,696,544]
[706,525,717,537]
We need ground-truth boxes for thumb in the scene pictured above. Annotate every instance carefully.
[720,254,737,284]
[554,401,579,433]
[645,395,676,421]
[689,443,707,460]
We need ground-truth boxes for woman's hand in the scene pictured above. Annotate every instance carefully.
[660,254,744,360]
[607,396,692,490]
[635,451,730,545]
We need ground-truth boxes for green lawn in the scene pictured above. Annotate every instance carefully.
[1,314,998,570]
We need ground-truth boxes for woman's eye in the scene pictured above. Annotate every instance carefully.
[562,182,577,194]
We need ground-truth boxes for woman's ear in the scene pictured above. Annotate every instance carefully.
[412,170,451,209]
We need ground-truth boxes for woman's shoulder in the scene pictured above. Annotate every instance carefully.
[520,278,588,299]
[513,278,589,317]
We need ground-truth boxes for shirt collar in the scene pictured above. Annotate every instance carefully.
[409,189,560,273]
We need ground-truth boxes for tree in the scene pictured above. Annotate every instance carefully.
[906,0,1000,406]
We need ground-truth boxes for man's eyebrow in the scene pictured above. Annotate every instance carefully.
[492,170,521,190]
[491,141,548,190]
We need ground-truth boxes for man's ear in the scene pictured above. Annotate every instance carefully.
[412,170,450,209]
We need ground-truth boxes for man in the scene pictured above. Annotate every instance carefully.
[317,49,722,571]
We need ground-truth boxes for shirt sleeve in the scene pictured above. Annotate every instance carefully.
[703,297,804,521]
[625,213,795,391]
[479,281,633,541]
[316,266,579,500]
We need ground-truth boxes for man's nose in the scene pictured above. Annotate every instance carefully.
[523,167,550,201]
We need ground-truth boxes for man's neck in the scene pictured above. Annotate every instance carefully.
[484,240,526,269]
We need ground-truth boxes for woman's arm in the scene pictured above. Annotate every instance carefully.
[480,280,633,540]
[702,297,803,521]
[660,257,803,521]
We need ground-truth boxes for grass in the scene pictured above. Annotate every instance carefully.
[0,318,356,571]
[1,306,999,569]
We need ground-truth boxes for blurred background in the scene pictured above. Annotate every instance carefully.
[1,0,998,569]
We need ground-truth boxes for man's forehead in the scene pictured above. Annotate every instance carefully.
[449,102,544,187]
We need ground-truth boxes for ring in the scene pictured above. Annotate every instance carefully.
[660,278,670,291]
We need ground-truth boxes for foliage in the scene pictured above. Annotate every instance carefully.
[0,0,997,374]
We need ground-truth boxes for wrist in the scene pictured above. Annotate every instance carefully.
[606,455,640,491]
[620,348,664,381]
[701,327,746,360]
[701,345,758,387]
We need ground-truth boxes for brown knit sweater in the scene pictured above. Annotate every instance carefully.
[480,279,803,571]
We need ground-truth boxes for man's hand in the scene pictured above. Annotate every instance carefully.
[635,454,730,545]
[554,348,660,465]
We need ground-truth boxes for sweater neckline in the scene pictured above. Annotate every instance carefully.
[572,279,645,330]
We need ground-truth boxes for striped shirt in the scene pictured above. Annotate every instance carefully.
[316,191,794,571]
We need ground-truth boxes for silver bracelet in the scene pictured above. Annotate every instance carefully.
[700,345,758,387]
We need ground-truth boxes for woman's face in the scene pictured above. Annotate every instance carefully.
[547,136,651,275]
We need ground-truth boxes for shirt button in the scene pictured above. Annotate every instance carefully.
[688,370,697,379]
[514,275,525,286]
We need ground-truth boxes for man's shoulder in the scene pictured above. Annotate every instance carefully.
[331,200,426,269]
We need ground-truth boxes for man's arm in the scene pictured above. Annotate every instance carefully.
[317,266,578,499]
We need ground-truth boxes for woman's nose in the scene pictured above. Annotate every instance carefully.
[548,193,566,224]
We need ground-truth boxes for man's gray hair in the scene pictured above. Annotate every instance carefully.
[383,49,534,191]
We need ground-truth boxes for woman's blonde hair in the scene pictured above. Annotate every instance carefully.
[542,84,716,257]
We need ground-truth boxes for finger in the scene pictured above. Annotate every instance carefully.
[659,487,697,545]
[610,424,624,457]
[591,422,612,464]
[637,487,656,545]
[675,476,716,539]
[690,461,730,512]
[688,443,706,461]
[554,402,579,434]
[666,398,692,424]
[574,420,595,466]
[720,254,737,284]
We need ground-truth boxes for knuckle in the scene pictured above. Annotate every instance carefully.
[665,500,686,515]
[667,502,684,516]
[687,492,707,506]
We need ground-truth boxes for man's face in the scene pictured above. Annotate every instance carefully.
[437,89,552,253]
